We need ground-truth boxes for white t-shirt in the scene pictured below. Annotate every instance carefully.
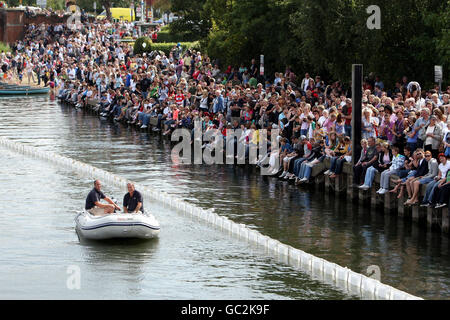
[163,106,170,115]
[425,125,435,145]
[318,115,327,127]
[438,161,450,179]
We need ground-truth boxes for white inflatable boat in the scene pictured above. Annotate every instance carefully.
[75,210,160,240]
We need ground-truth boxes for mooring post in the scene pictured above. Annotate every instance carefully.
[427,207,433,230]
[442,208,449,233]
[412,205,420,222]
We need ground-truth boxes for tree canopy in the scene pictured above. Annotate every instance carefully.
[169,0,449,88]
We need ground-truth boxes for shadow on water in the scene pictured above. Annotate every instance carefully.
[77,235,160,248]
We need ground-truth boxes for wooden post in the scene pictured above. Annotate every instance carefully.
[314,174,324,191]
[347,174,355,199]
[412,205,420,222]
[325,174,331,190]
[370,187,377,208]
[335,175,344,195]
[442,208,449,233]
[384,192,396,212]
[359,189,369,205]
[427,207,433,230]
[398,197,405,217]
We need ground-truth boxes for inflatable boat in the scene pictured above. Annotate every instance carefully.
[75,210,160,240]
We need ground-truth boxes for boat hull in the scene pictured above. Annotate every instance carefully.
[75,211,160,240]
[0,88,50,95]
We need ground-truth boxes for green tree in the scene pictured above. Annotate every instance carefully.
[46,0,65,10]
[76,0,102,13]
[153,0,171,12]
[169,0,211,40]
[203,0,448,88]
[205,0,295,75]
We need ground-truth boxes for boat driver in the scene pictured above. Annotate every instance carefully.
[85,180,121,215]
[123,182,144,213]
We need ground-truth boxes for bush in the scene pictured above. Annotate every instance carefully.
[133,37,202,56]
[151,41,202,55]
[133,37,152,55]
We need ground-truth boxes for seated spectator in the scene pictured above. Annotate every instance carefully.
[328,136,352,179]
[389,146,415,198]
[430,168,450,209]
[296,139,326,183]
[421,153,450,207]
[292,135,312,180]
[280,136,301,179]
[353,137,377,186]
[376,146,405,194]
[359,142,392,190]
[405,150,438,205]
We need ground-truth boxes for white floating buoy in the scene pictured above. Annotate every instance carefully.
[277,243,289,257]
[335,266,350,289]
[238,225,249,241]
[248,229,259,245]
[193,207,201,218]
[231,223,240,237]
[207,212,216,225]
[360,276,378,299]
[267,238,279,255]
[347,271,363,295]
[288,247,302,269]
[323,261,337,282]
[256,233,269,248]
[214,215,224,229]
[374,282,392,300]
[222,219,232,232]
[300,252,313,272]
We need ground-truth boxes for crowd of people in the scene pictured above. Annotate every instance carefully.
[1,19,449,209]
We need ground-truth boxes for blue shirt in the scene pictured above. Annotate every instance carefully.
[125,73,132,87]
[281,142,293,153]
[407,128,419,143]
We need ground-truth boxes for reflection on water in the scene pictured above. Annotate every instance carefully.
[0,96,449,299]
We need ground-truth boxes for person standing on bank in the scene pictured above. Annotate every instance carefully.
[420,115,442,159]
[85,180,121,215]
[123,182,144,213]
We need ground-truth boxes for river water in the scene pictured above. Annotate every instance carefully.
[0,96,448,299]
